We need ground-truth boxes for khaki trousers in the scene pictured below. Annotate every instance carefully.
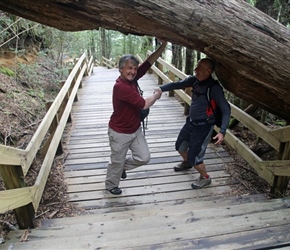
[105,127,150,190]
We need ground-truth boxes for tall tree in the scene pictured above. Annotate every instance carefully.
[255,0,276,16]
[255,0,289,25]
[171,44,182,70]
[275,0,290,25]
[89,30,96,60]
[140,36,153,58]
[185,48,194,75]
[100,27,106,58]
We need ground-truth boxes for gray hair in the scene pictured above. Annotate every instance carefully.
[118,54,139,69]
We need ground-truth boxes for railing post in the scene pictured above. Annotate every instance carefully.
[168,71,175,97]
[40,102,63,157]
[69,68,78,102]
[59,80,72,123]
[270,141,290,197]
[84,58,89,77]
[0,165,36,229]
[157,63,163,85]
[78,62,84,88]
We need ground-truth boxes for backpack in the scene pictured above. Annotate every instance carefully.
[206,81,223,128]
[135,81,149,135]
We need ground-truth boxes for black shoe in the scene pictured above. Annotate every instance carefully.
[121,170,127,179]
[108,187,122,195]
[173,161,192,172]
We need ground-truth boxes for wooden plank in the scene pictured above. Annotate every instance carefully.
[262,160,290,176]
[64,147,220,161]
[0,186,36,213]
[64,162,226,178]
[10,199,288,237]
[40,194,268,227]
[224,129,275,185]
[270,125,290,143]
[4,199,290,249]
[230,103,280,150]
[63,157,232,172]
[66,170,231,192]
[0,164,36,228]
[67,141,176,154]
[4,223,290,250]
[134,224,290,250]
[0,145,26,166]
[68,178,235,204]
[64,155,232,170]
[70,184,262,210]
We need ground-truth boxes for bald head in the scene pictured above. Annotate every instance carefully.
[194,58,215,81]
[199,58,215,72]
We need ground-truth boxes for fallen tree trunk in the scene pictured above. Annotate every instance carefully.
[0,0,290,120]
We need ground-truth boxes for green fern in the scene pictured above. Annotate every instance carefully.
[0,66,15,76]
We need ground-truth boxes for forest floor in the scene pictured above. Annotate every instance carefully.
[0,53,289,244]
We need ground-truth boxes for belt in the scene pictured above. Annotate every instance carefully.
[190,120,208,126]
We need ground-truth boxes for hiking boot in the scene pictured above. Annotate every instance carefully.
[107,187,122,195]
[191,176,212,189]
[121,170,127,179]
[174,161,192,172]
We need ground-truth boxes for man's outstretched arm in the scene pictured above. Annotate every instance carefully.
[146,39,167,65]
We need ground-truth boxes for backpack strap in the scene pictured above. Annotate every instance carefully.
[135,81,143,96]
[206,81,219,116]
[135,81,147,136]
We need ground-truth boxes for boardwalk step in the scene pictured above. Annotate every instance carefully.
[3,197,290,250]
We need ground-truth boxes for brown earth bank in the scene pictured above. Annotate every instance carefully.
[0,54,289,244]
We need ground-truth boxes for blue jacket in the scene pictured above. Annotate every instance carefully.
[160,75,231,135]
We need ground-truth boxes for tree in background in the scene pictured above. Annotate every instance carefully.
[185,48,194,76]
[254,0,289,25]
[171,44,182,70]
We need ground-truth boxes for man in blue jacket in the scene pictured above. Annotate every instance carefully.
[158,58,231,189]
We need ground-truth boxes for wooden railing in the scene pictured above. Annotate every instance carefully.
[137,52,290,197]
[0,53,94,228]
[101,56,116,69]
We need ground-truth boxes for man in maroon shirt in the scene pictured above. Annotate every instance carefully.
[106,39,167,195]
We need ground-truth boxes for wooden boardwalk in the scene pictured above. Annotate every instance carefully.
[3,66,290,250]
[64,66,236,208]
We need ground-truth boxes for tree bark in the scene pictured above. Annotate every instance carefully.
[185,48,194,76]
[171,44,182,71]
[1,0,290,120]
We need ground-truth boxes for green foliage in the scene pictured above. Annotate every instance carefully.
[16,62,39,86]
[27,89,45,100]
[0,13,155,67]
[0,66,15,76]
[246,0,256,6]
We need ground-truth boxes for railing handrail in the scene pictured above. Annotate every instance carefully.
[0,53,94,228]
[101,56,116,69]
